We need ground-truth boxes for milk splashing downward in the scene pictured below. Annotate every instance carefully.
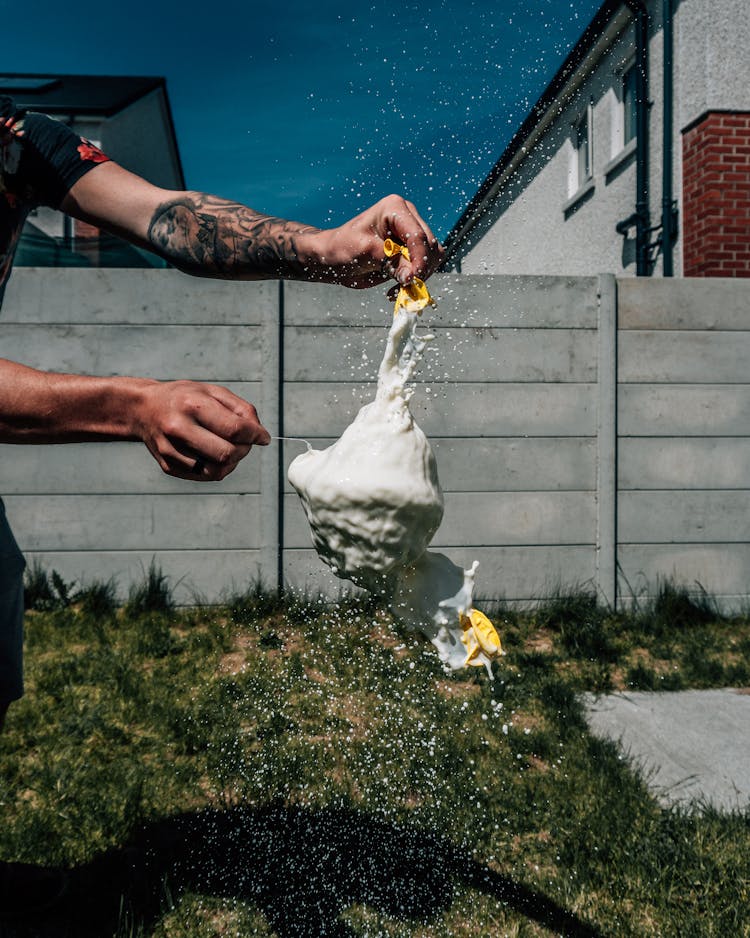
[288,308,502,678]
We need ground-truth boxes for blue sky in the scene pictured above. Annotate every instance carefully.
[2,0,602,240]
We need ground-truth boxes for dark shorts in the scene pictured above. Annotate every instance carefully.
[0,498,25,703]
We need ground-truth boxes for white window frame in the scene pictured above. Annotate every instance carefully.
[610,53,637,158]
[578,104,594,186]
[622,62,638,147]
[568,101,594,198]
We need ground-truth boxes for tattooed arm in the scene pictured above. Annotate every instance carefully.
[61,161,443,288]
[8,162,443,479]
[145,192,320,280]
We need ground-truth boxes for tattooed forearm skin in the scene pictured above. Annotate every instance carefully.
[147,193,320,279]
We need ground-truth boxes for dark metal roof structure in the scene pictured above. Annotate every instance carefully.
[0,73,165,116]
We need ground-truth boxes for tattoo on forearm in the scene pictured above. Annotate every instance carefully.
[147,193,317,278]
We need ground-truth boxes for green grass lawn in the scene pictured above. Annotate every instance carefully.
[1,571,749,937]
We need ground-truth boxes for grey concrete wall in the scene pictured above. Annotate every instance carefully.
[280,275,602,605]
[616,277,750,609]
[1,269,278,603]
[97,89,183,190]
[2,269,749,608]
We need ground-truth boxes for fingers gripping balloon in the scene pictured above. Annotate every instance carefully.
[288,240,503,677]
[383,239,437,315]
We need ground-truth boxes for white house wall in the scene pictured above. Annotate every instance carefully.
[459,18,645,277]
[676,0,750,127]
[456,0,750,279]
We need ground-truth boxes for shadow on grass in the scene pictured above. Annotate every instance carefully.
[1,806,602,938]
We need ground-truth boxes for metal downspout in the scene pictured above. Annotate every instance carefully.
[625,0,651,276]
[616,1,651,275]
[661,0,675,275]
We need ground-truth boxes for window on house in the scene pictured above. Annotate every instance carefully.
[575,104,593,187]
[623,65,637,144]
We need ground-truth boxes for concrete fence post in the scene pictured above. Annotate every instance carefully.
[596,273,618,607]
[258,281,283,591]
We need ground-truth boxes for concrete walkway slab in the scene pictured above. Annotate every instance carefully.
[583,688,750,812]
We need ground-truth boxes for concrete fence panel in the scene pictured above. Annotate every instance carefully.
[279,274,601,603]
[2,268,749,608]
[1,269,273,603]
[617,276,750,608]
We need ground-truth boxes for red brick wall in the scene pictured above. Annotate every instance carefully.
[682,111,750,277]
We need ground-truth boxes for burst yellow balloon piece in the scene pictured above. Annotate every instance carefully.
[459,608,504,668]
[383,238,437,315]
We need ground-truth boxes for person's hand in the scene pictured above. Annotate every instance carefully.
[302,194,445,290]
[133,380,270,481]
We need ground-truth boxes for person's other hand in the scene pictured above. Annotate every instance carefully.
[303,194,445,290]
[133,380,270,481]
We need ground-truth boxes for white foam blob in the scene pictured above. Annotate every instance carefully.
[288,311,444,589]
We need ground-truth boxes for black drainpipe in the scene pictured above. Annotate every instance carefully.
[617,0,651,276]
[661,0,675,275]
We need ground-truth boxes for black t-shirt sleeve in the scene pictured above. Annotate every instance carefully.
[9,110,110,209]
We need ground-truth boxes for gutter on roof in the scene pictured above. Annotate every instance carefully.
[441,0,635,267]
[0,73,165,117]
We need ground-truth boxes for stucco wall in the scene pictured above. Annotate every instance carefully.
[676,0,750,128]
[458,11,651,277]
[461,17,640,276]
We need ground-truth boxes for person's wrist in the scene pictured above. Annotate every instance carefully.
[111,376,159,441]
[292,228,335,280]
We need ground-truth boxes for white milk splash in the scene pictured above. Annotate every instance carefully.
[288,311,444,589]
[288,308,502,678]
